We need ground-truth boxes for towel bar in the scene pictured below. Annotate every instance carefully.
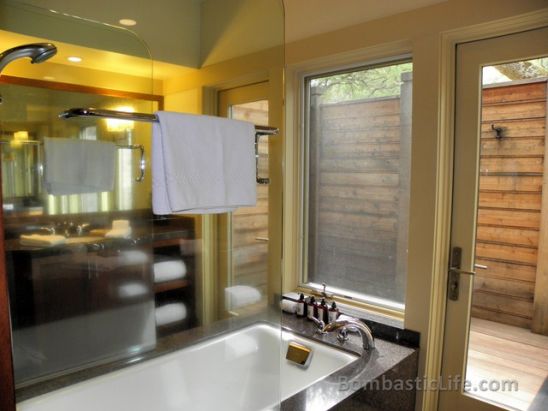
[59,107,279,185]
[0,139,145,183]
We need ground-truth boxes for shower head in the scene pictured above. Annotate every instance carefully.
[0,43,57,75]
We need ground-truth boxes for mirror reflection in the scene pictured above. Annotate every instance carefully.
[0,0,283,395]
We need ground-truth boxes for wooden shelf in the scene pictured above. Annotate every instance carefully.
[154,278,190,293]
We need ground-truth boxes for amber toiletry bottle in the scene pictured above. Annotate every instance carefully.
[307,296,317,320]
[296,293,306,317]
[318,298,328,323]
[328,301,339,323]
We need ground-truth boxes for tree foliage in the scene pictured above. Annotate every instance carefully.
[310,62,412,103]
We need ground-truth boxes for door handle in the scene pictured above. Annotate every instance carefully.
[449,267,476,276]
[474,264,488,270]
[448,247,476,301]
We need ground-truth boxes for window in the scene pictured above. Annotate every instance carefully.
[303,60,412,310]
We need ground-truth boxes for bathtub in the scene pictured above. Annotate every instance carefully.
[17,323,358,411]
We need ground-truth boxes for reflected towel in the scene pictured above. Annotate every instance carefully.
[155,303,187,326]
[20,234,66,247]
[44,137,116,195]
[152,111,256,215]
[105,227,132,239]
[117,282,148,299]
[153,259,187,283]
[119,250,149,265]
[225,285,261,311]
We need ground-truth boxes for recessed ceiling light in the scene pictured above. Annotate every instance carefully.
[67,56,82,63]
[119,19,137,26]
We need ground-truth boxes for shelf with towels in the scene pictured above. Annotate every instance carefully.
[59,107,279,185]
[154,278,190,294]
[151,216,197,336]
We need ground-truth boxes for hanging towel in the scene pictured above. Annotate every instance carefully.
[44,137,116,195]
[152,111,256,214]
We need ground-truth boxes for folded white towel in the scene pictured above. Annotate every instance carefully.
[155,303,187,326]
[105,227,132,239]
[119,250,149,265]
[44,138,116,195]
[153,260,187,283]
[112,220,130,230]
[225,285,261,311]
[152,111,256,215]
[117,282,148,299]
[20,234,66,247]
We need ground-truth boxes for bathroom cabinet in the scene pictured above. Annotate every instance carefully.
[151,216,198,336]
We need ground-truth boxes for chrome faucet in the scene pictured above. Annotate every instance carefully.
[309,315,325,333]
[322,317,375,350]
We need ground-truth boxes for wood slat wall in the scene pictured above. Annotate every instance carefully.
[473,80,547,330]
[309,92,409,301]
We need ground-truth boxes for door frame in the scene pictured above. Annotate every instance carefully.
[440,26,548,411]
[217,81,270,319]
[424,10,548,411]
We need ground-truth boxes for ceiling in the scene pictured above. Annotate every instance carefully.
[283,0,447,42]
[11,0,448,68]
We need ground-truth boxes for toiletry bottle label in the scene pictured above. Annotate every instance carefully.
[296,302,305,316]
[328,309,339,323]
[307,304,315,319]
[318,306,325,322]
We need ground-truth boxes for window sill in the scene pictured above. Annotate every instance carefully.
[284,290,404,330]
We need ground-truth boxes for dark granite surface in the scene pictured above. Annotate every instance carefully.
[281,313,418,411]
[283,293,420,348]
[17,309,418,411]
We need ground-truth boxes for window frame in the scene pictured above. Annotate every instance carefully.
[297,55,413,315]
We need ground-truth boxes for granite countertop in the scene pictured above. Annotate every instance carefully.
[17,310,418,411]
[280,313,418,410]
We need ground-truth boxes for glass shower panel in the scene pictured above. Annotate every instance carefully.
[0,0,284,409]
[0,1,156,387]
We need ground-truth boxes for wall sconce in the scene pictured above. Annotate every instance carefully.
[106,106,135,132]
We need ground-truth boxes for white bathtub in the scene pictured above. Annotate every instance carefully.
[17,323,358,411]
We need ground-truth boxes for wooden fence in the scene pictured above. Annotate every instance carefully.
[473,79,548,332]
[308,73,412,303]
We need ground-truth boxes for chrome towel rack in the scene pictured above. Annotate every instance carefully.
[59,107,279,185]
[0,139,146,182]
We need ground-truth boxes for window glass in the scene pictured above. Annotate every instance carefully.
[304,60,412,308]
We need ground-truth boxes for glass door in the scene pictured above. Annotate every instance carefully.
[217,82,271,318]
[440,26,548,411]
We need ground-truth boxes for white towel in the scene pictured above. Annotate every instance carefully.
[117,282,148,299]
[155,303,187,326]
[152,111,256,215]
[224,285,261,310]
[44,137,116,195]
[20,234,66,247]
[153,260,187,283]
[105,227,132,239]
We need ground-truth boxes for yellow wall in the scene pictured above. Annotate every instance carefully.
[283,1,547,410]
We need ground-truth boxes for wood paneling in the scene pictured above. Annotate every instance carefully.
[309,92,409,301]
[473,80,547,330]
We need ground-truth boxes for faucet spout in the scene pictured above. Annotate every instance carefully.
[309,315,325,332]
[322,318,375,350]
